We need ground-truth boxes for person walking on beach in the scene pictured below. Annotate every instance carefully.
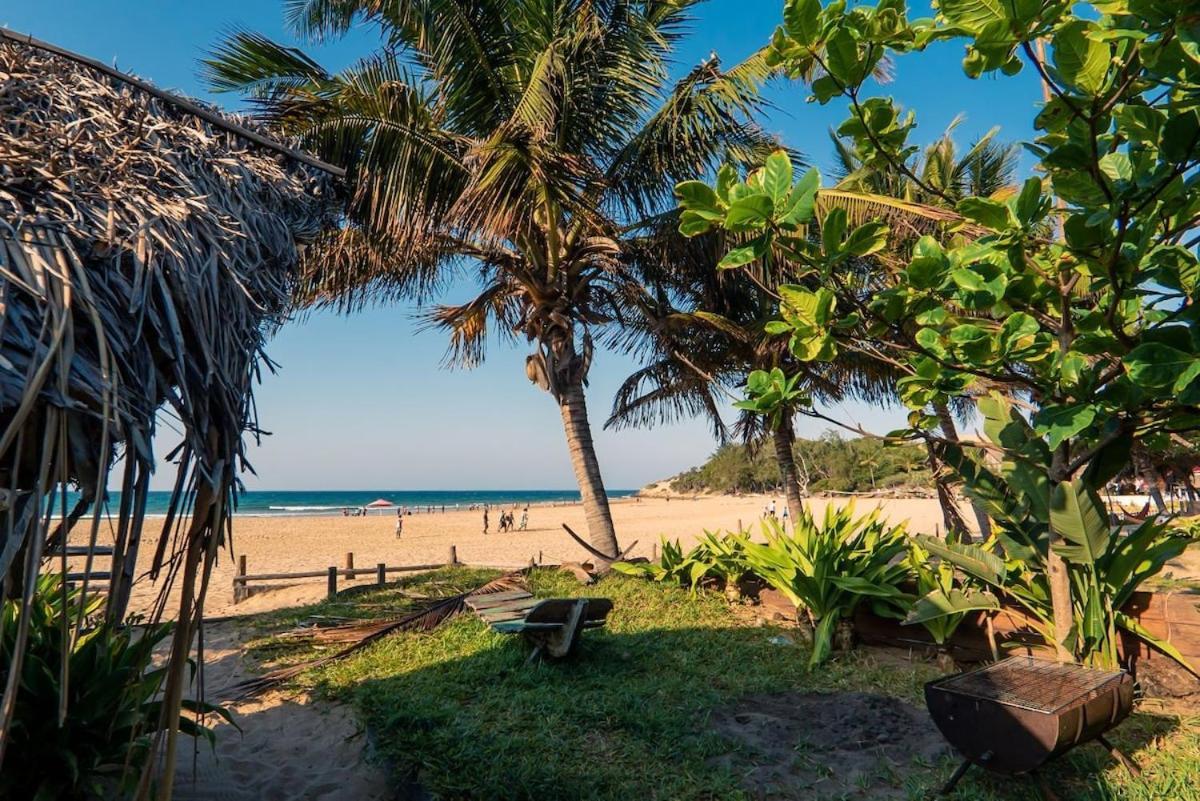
[769,499,777,518]
[519,506,528,531]
[395,510,404,539]
[780,505,789,531]
[483,507,489,534]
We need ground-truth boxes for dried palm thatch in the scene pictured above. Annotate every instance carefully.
[0,32,341,797]
[232,571,529,698]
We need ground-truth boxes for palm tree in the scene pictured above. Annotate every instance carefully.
[829,117,1021,539]
[610,216,897,526]
[203,0,779,559]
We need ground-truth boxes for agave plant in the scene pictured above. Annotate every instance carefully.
[735,504,911,667]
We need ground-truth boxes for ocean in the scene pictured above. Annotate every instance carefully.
[71,489,637,517]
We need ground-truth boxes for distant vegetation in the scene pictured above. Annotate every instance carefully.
[668,432,931,495]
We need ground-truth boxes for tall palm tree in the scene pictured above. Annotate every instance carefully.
[203,0,779,559]
[830,117,1021,539]
[611,215,898,526]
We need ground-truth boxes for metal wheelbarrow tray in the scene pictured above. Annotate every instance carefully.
[925,656,1140,798]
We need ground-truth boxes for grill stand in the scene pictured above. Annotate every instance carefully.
[937,739,1141,799]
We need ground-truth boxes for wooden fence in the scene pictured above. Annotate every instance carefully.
[232,545,545,603]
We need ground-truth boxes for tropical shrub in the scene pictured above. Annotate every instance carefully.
[736,505,911,666]
[902,539,998,647]
[678,0,1200,670]
[613,532,748,598]
[0,575,228,800]
[913,480,1196,670]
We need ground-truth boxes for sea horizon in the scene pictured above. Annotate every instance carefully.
[70,488,640,517]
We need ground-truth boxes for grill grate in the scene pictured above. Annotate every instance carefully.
[932,656,1124,714]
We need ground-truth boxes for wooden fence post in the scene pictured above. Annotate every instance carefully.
[737,518,743,534]
[327,566,338,599]
[234,554,247,604]
[652,542,658,562]
[448,545,458,566]
[345,552,355,579]
[377,562,386,586]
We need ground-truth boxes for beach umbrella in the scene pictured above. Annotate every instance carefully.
[367,498,395,508]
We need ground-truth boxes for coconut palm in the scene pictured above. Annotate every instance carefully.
[203,0,780,559]
[829,118,1021,539]
[610,215,899,525]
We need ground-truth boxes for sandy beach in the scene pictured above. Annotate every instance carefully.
[66,494,957,619]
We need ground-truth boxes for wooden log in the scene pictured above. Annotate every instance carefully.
[48,545,115,557]
[327,566,338,599]
[377,563,386,586]
[64,571,111,582]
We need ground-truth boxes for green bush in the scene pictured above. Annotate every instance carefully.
[736,505,911,667]
[0,575,228,800]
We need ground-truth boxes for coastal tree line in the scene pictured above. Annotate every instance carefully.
[669,433,931,496]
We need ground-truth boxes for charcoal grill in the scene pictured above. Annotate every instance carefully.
[925,656,1139,798]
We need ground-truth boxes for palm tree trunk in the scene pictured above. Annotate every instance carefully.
[934,402,992,541]
[772,414,805,527]
[558,375,620,562]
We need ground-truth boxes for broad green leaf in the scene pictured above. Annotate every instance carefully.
[780,168,821,226]
[904,588,1000,625]
[915,535,1007,586]
[843,221,889,257]
[825,29,860,84]
[762,150,793,205]
[1034,404,1097,450]
[678,210,713,236]
[718,235,768,269]
[675,180,719,211]
[783,0,822,46]
[821,207,847,255]
[724,194,774,231]
[1050,479,1110,564]
[937,0,1006,30]
[1123,342,1194,389]
[1162,110,1200,163]
[715,164,738,202]
[1053,21,1109,94]
[957,196,1015,230]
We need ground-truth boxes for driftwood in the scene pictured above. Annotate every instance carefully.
[0,34,340,796]
[559,523,639,582]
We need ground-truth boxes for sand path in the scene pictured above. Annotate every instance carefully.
[171,621,393,801]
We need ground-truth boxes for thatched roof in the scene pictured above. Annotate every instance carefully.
[0,32,342,793]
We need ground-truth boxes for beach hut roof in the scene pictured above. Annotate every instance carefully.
[0,29,342,789]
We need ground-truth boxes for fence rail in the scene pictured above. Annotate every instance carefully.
[232,545,545,603]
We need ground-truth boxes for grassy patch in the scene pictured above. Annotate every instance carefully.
[243,568,1200,801]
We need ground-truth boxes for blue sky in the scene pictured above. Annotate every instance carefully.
[5,1,1043,490]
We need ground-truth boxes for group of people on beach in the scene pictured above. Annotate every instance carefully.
[482,505,528,534]
[762,498,788,530]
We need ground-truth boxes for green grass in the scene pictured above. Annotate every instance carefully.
[241,568,1200,801]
